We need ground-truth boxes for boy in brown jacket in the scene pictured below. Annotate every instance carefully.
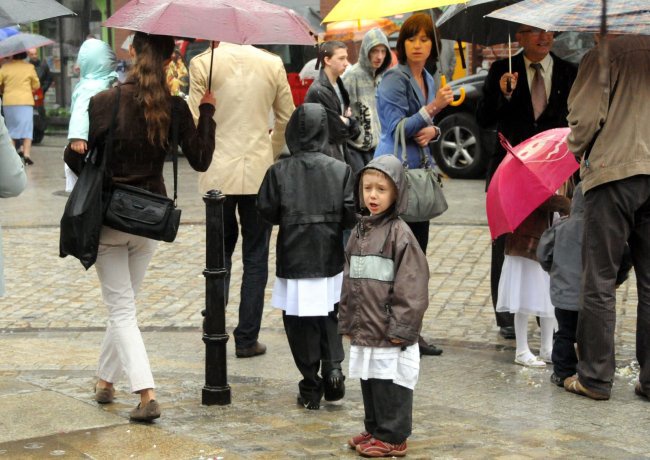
[339,155,429,458]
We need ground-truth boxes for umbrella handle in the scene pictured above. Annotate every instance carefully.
[441,76,465,107]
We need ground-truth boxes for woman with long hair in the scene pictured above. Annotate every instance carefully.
[65,32,216,422]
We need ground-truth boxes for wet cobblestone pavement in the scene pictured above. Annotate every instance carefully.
[0,137,647,459]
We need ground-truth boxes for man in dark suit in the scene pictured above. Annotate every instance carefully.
[476,26,577,339]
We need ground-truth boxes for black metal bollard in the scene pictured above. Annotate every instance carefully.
[201,189,231,405]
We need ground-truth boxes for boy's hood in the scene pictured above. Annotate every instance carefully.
[358,28,391,77]
[285,103,329,154]
[77,38,118,81]
[355,155,407,217]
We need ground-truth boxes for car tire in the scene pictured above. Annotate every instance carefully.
[432,112,486,179]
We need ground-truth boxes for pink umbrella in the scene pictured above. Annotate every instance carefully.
[104,0,316,45]
[486,128,579,240]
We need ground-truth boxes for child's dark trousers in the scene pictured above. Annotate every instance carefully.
[552,307,579,379]
[282,308,344,403]
[360,378,412,444]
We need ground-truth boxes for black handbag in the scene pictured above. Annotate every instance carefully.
[103,87,182,243]
[59,90,119,269]
[393,118,448,222]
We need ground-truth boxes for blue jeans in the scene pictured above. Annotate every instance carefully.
[223,195,272,349]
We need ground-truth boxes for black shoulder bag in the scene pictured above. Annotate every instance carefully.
[104,88,182,243]
[59,88,120,269]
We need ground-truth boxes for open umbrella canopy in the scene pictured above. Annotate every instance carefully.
[486,128,579,240]
[0,26,19,41]
[0,32,53,59]
[488,0,650,35]
[323,18,400,42]
[0,0,75,28]
[323,0,468,23]
[436,0,521,46]
[104,0,316,45]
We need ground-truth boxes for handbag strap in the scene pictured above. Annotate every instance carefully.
[392,118,431,170]
[170,102,180,206]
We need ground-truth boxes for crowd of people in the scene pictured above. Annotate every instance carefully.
[1,10,650,459]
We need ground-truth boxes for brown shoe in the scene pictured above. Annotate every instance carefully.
[129,400,161,422]
[236,341,267,358]
[94,385,114,404]
[564,375,610,401]
[635,381,648,399]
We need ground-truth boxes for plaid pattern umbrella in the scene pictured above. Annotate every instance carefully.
[488,0,650,35]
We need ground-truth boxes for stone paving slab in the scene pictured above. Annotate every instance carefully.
[0,329,648,459]
[0,389,126,444]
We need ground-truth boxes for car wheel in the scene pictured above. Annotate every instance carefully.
[432,112,486,179]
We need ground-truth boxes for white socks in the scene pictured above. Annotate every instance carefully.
[514,312,557,357]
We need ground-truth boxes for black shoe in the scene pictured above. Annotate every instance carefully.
[550,373,565,387]
[418,338,443,356]
[235,341,267,358]
[499,326,516,339]
[297,394,320,410]
[23,156,34,165]
[323,369,346,401]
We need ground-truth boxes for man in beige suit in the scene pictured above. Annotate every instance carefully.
[188,42,295,358]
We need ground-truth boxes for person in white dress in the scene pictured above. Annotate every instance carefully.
[339,155,429,458]
[497,194,570,367]
[257,103,356,410]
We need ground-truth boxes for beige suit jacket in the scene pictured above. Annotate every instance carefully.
[188,43,294,195]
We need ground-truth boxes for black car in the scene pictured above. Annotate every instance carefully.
[431,72,493,179]
[431,33,594,179]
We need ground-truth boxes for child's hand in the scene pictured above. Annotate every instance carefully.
[390,338,404,345]
[69,139,87,154]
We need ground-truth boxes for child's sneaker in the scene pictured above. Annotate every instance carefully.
[356,438,407,457]
[348,431,372,449]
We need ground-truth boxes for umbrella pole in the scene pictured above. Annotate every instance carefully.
[506,33,512,93]
[208,41,215,93]
[599,0,609,86]
[429,9,445,88]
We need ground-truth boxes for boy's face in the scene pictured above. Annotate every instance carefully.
[325,47,349,78]
[368,45,388,70]
[362,170,397,216]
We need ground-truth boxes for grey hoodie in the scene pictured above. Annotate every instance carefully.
[339,155,429,346]
[342,28,392,152]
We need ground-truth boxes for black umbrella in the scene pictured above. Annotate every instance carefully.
[436,0,521,46]
[0,0,75,27]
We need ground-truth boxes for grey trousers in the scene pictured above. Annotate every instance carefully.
[360,378,413,444]
[578,175,650,395]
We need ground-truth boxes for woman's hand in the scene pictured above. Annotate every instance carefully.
[200,90,216,107]
[425,83,454,117]
[499,72,518,96]
[414,126,440,147]
[69,139,87,154]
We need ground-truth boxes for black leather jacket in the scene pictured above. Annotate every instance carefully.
[257,103,357,278]
[305,70,360,162]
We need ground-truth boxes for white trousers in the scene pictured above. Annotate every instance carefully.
[94,226,157,393]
